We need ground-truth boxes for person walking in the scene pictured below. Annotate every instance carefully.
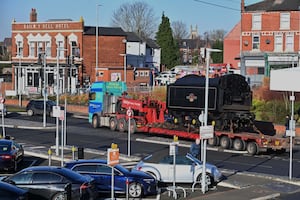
[190,137,201,158]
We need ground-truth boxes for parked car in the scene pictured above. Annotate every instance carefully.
[155,71,177,85]
[26,99,56,117]
[133,153,224,187]
[1,166,97,200]
[64,159,158,198]
[0,181,29,200]
[0,139,24,172]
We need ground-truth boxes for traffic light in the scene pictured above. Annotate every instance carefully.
[38,53,43,65]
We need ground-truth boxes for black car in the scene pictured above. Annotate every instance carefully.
[26,99,57,117]
[0,181,29,200]
[2,166,97,200]
[0,139,24,172]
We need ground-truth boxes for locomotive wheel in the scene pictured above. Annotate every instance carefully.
[220,136,232,149]
[128,118,137,134]
[109,117,118,131]
[233,138,246,151]
[208,136,220,146]
[92,115,100,128]
[118,118,127,132]
[247,142,258,155]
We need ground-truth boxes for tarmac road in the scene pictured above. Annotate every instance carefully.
[2,113,300,199]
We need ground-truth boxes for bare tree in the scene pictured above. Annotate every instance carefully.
[111,1,157,38]
[172,21,188,40]
[207,29,227,41]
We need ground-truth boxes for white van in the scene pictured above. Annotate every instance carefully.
[155,71,177,85]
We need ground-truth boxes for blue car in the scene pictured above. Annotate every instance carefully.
[0,139,24,172]
[0,181,29,200]
[64,159,158,198]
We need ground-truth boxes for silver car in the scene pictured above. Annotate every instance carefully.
[133,153,224,187]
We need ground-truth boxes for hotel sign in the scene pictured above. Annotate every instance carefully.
[23,23,70,30]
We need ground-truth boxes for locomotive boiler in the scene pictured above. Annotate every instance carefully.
[166,74,255,132]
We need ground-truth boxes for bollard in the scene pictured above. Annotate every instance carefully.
[48,148,52,166]
[126,178,129,200]
[72,146,76,160]
[78,147,84,159]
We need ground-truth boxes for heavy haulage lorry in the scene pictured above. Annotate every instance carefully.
[88,78,290,155]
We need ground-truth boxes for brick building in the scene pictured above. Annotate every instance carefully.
[11,8,84,95]
[225,0,300,87]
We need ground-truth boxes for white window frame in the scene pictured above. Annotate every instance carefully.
[45,41,51,57]
[252,13,261,30]
[280,13,290,30]
[274,34,283,52]
[17,41,23,57]
[29,42,35,57]
[37,42,43,57]
[252,34,260,50]
[57,41,64,58]
[285,34,294,52]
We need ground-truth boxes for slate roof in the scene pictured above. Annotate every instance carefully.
[84,26,126,36]
[126,32,143,42]
[245,0,300,12]
[178,39,205,49]
[145,38,160,48]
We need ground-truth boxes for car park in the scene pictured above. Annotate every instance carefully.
[1,166,97,200]
[134,153,223,187]
[64,159,158,198]
[154,71,177,85]
[25,99,56,117]
[0,139,24,172]
[0,181,29,200]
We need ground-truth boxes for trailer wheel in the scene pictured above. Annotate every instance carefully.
[247,142,258,155]
[220,136,231,149]
[118,118,127,132]
[92,115,100,128]
[233,138,246,151]
[128,118,137,134]
[109,117,118,131]
[208,136,220,146]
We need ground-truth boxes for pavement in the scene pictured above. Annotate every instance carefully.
[2,113,300,200]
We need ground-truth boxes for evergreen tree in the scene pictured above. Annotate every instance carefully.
[156,13,180,69]
[211,39,223,63]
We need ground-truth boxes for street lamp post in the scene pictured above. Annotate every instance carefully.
[96,4,102,82]
[56,48,60,156]
[43,53,47,128]
[201,48,222,194]
[119,54,127,83]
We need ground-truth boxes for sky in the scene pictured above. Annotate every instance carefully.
[0,0,261,41]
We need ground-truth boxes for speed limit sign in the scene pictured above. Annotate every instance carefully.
[126,109,133,117]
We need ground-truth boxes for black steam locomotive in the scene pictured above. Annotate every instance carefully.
[166,74,255,132]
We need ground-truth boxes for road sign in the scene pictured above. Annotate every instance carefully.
[200,125,214,139]
[107,148,119,166]
[53,106,61,118]
[126,109,133,117]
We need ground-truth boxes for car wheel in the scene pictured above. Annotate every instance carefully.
[27,109,34,116]
[128,182,142,198]
[196,173,213,187]
[11,160,17,173]
[52,192,65,200]
[118,118,127,132]
[109,117,118,131]
[92,115,99,128]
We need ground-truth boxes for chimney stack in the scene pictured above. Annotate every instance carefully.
[30,8,37,22]
[241,0,245,13]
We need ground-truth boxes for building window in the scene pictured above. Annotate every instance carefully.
[252,13,261,30]
[29,42,35,57]
[27,71,39,87]
[252,34,260,50]
[280,13,290,30]
[285,34,294,52]
[274,34,283,52]
[57,41,64,58]
[17,41,23,57]
[37,42,43,57]
[45,42,51,57]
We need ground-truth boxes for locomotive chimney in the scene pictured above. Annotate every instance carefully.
[30,8,37,22]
